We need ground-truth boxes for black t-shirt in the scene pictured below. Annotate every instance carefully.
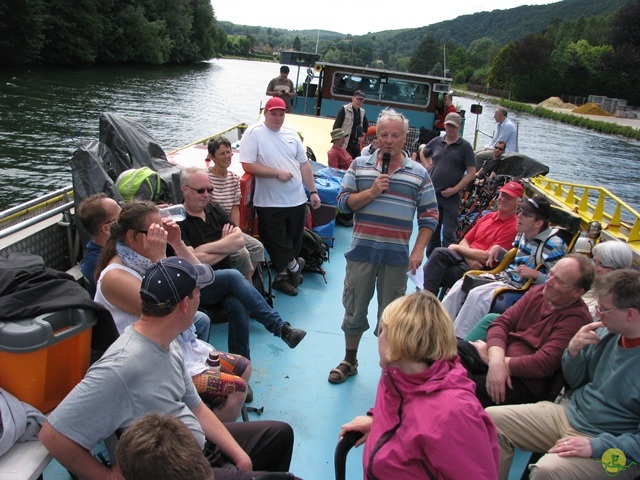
[178,203,233,270]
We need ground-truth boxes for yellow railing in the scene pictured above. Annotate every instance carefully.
[529,177,640,246]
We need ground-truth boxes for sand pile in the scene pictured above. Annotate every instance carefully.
[538,97,576,109]
[573,103,613,116]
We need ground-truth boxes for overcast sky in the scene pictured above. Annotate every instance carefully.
[212,0,561,36]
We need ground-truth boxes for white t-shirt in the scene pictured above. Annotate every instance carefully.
[240,123,309,207]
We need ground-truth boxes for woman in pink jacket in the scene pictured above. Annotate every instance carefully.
[340,291,499,479]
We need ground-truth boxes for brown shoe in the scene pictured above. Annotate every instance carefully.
[272,276,298,296]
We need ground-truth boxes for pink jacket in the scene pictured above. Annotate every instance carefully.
[363,358,499,480]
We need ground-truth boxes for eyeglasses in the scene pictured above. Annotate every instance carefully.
[516,207,535,218]
[595,303,617,316]
[185,185,214,195]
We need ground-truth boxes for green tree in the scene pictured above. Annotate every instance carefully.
[293,36,301,51]
[0,0,44,65]
[467,37,500,69]
[408,36,442,74]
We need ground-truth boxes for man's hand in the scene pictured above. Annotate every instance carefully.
[516,265,538,279]
[487,245,506,266]
[548,436,592,458]
[231,450,253,471]
[408,249,424,274]
[371,174,390,196]
[440,186,459,198]
[220,224,237,238]
[567,321,603,358]
[486,359,512,404]
[309,192,321,209]
[276,170,294,181]
[162,218,182,247]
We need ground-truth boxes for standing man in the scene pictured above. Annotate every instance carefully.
[328,108,439,384]
[76,193,122,297]
[422,181,521,296]
[266,65,296,113]
[333,90,369,160]
[240,96,321,296]
[486,269,640,480]
[475,107,517,167]
[420,112,476,256]
[40,257,298,480]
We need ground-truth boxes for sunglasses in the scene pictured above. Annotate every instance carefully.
[494,146,505,151]
[186,185,214,195]
[516,207,535,218]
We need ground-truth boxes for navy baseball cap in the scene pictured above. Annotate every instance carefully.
[140,257,214,309]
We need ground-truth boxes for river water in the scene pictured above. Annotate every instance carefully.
[1,58,639,211]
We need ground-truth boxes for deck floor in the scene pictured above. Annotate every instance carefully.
[44,223,529,480]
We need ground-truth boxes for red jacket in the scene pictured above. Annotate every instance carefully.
[364,359,499,479]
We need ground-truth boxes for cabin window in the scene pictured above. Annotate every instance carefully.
[331,72,431,107]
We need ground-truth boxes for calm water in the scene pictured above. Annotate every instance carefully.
[1,59,639,211]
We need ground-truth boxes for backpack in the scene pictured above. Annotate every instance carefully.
[300,227,328,282]
[252,261,274,307]
[115,167,162,203]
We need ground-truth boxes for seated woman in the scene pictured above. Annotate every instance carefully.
[94,201,250,422]
[339,291,499,479]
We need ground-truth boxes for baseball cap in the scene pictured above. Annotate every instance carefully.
[444,112,462,128]
[264,97,287,111]
[498,181,524,198]
[353,90,366,99]
[140,257,214,309]
[518,195,552,221]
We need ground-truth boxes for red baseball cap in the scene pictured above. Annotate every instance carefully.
[499,181,524,198]
[264,97,287,111]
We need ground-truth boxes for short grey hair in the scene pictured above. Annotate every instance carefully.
[377,108,408,135]
[496,106,508,117]
[180,167,208,187]
[592,241,633,270]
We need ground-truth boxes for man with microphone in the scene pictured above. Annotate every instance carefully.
[328,108,439,384]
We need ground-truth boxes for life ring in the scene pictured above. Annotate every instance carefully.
[313,64,323,73]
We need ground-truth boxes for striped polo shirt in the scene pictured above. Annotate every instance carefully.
[338,153,439,266]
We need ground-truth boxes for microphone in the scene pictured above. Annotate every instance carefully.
[381,152,391,174]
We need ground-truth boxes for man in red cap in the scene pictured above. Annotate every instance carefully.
[240,97,321,296]
[422,181,522,296]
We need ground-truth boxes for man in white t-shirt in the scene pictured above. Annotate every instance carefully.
[240,97,321,296]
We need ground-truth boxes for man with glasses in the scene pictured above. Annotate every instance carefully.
[475,140,507,184]
[177,167,307,359]
[443,195,567,338]
[77,193,122,297]
[486,269,640,480]
[333,90,369,160]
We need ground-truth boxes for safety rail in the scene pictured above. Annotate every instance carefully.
[529,177,640,251]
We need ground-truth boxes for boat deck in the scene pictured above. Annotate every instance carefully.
[42,224,530,480]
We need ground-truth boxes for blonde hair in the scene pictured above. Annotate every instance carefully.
[381,291,457,363]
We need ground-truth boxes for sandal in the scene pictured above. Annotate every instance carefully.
[328,360,358,384]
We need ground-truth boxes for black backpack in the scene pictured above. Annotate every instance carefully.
[300,227,328,282]
[252,261,274,307]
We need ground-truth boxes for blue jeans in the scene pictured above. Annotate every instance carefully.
[193,311,211,342]
[199,269,285,359]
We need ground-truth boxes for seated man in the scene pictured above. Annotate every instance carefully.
[475,140,506,184]
[76,193,121,298]
[422,181,521,295]
[116,413,214,480]
[206,137,265,282]
[486,269,640,480]
[40,258,298,480]
[177,168,306,359]
[457,255,593,408]
[443,195,566,338]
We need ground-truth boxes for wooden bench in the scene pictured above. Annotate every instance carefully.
[0,440,52,480]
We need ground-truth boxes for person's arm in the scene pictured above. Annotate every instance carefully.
[418,147,432,170]
[191,225,245,265]
[241,162,294,182]
[333,107,345,129]
[408,227,433,273]
[40,423,122,480]
[230,205,240,226]
[300,161,321,209]
[192,402,252,470]
[265,79,277,96]
[485,344,512,404]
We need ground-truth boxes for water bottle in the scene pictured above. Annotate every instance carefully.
[158,204,186,222]
[206,351,220,374]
